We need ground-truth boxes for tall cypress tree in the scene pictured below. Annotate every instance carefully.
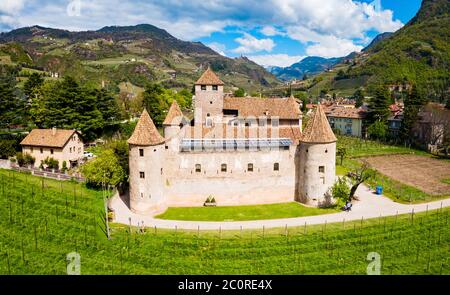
[401,84,427,140]
[368,85,391,123]
[0,67,20,129]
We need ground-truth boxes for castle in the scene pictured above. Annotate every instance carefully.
[128,68,337,214]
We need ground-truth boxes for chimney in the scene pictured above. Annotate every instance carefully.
[52,127,57,136]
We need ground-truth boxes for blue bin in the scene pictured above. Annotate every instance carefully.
[376,186,383,195]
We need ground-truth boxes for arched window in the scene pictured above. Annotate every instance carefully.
[221,163,227,172]
[274,163,280,171]
[195,164,201,173]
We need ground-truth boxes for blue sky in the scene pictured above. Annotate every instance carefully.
[0,0,422,67]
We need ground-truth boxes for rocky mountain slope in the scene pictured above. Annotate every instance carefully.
[0,24,280,92]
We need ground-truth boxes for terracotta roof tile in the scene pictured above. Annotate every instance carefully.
[163,100,184,126]
[325,107,367,119]
[128,109,165,146]
[20,129,78,148]
[223,96,301,120]
[195,68,224,85]
[301,104,337,143]
[182,124,302,143]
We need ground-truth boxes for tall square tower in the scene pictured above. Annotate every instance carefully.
[194,68,225,126]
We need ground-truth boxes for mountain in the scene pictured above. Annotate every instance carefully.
[345,0,450,100]
[362,32,393,52]
[0,24,279,91]
[270,56,343,81]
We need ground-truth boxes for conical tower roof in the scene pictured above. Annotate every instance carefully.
[300,104,337,143]
[128,109,165,146]
[163,100,184,126]
[195,67,224,85]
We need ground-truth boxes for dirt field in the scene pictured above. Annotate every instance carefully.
[363,155,450,195]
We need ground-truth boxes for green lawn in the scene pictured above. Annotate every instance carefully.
[337,135,427,158]
[0,169,449,274]
[155,202,339,221]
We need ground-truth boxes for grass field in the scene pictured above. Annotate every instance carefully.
[155,203,338,221]
[0,169,449,274]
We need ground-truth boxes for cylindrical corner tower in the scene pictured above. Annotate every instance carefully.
[128,109,167,214]
[297,104,337,206]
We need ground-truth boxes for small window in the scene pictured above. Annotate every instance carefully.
[139,149,144,157]
[274,163,279,171]
[195,164,201,173]
[210,101,213,104]
[201,85,206,91]
[40,148,43,154]
[50,149,54,155]
[319,166,325,173]
[212,85,218,91]
[31,147,34,152]
[139,172,145,179]
[221,164,227,172]
[247,163,254,172]
[207,113,211,117]
[245,122,250,127]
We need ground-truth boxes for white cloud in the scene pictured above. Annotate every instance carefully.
[0,0,26,15]
[260,26,284,37]
[306,37,363,58]
[207,42,227,56]
[247,54,305,67]
[0,0,405,58]
[233,33,275,54]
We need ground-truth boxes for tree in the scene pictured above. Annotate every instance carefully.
[331,177,351,206]
[0,67,20,128]
[23,73,44,100]
[348,162,376,201]
[401,84,427,141]
[81,149,125,187]
[95,88,121,123]
[337,147,347,165]
[0,140,16,159]
[368,85,391,123]
[353,88,365,108]
[142,83,168,126]
[234,88,245,97]
[367,120,388,140]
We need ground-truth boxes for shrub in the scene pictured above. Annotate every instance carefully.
[0,140,16,159]
[23,153,35,166]
[81,149,125,187]
[61,161,68,173]
[16,152,25,167]
[331,177,351,206]
[43,157,59,170]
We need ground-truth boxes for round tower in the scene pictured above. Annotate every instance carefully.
[128,109,166,214]
[163,100,185,152]
[297,104,337,206]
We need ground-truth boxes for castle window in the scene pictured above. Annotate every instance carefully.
[40,148,43,154]
[139,172,145,179]
[210,101,213,104]
[319,166,325,173]
[221,164,227,172]
[274,163,279,171]
[247,163,254,172]
[195,164,201,173]
[207,113,211,117]
[50,149,54,155]
[325,149,328,153]
[201,85,206,91]
[139,149,144,157]
[212,85,218,91]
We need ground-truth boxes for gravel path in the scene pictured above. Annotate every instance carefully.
[109,184,450,230]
